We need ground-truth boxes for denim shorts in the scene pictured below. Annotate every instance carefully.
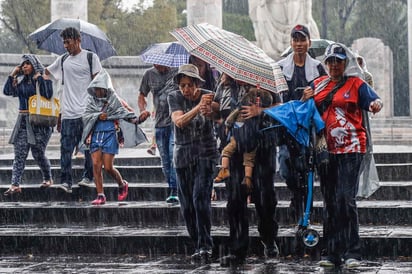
[90,130,118,155]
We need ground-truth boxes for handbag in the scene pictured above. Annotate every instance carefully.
[28,81,60,127]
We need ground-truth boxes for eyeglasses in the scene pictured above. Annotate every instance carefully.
[21,61,31,66]
[179,83,195,89]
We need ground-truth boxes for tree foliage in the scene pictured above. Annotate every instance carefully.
[0,0,50,53]
[312,0,409,115]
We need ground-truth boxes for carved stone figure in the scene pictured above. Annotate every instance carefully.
[249,0,320,59]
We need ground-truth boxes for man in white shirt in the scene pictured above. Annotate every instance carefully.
[46,27,102,193]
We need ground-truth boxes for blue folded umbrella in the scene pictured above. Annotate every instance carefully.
[264,99,324,147]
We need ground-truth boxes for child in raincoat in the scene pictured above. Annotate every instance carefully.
[81,69,142,205]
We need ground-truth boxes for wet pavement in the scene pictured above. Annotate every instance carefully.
[0,145,411,272]
[0,255,411,273]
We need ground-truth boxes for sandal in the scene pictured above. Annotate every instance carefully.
[4,185,21,196]
[40,180,53,188]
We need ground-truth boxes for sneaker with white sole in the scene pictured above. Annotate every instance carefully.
[319,259,336,267]
[166,188,179,203]
[91,195,106,205]
[345,258,361,268]
[57,182,72,193]
[78,178,94,187]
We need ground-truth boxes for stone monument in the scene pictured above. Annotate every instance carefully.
[51,0,87,21]
[352,38,393,118]
[248,0,320,60]
[186,0,222,28]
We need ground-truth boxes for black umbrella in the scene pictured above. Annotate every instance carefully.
[28,18,117,60]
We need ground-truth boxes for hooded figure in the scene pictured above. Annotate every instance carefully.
[3,54,54,195]
[81,69,146,147]
[80,69,147,205]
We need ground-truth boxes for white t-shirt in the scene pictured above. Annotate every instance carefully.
[47,50,102,119]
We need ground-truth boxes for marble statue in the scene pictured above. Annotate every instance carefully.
[249,0,320,59]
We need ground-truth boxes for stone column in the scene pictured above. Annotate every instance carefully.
[187,0,222,28]
[352,38,394,118]
[51,0,87,21]
[408,0,412,116]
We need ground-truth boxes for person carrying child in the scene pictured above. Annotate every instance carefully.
[214,86,273,194]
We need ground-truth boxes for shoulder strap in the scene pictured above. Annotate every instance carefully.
[87,51,93,80]
[61,51,93,85]
[318,76,347,115]
[61,53,69,85]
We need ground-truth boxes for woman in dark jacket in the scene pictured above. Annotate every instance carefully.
[3,54,54,195]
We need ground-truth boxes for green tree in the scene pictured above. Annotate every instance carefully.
[106,0,178,55]
[0,0,51,53]
[312,0,409,115]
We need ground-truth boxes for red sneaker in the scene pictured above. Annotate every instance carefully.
[118,180,129,201]
[91,195,106,205]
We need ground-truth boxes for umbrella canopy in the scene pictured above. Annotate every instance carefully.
[140,42,189,67]
[264,99,324,147]
[280,39,335,59]
[28,18,117,60]
[171,23,288,94]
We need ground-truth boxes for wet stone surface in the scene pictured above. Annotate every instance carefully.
[0,255,411,273]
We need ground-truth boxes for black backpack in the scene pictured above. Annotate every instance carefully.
[61,50,93,85]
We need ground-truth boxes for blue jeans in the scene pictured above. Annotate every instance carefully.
[320,153,363,264]
[155,125,177,190]
[60,118,93,186]
[176,158,214,252]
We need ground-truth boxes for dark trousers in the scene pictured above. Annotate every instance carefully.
[320,153,363,264]
[225,129,278,258]
[12,120,52,186]
[60,118,93,185]
[176,158,215,252]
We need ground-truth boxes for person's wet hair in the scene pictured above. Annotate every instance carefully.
[60,27,80,40]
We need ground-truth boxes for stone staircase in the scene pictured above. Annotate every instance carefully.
[0,143,411,260]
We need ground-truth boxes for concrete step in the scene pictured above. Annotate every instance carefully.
[0,200,410,226]
[0,224,410,259]
[0,165,165,185]
[0,154,161,167]
[0,160,410,184]
[0,181,410,203]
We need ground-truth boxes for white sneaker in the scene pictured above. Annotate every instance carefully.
[345,258,361,268]
[78,178,94,187]
[319,260,335,267]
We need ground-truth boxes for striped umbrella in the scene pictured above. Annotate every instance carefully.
[140,42,189,67]
[170,23,288,94]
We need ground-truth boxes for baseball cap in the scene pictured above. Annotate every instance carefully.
[175,64,205,82]
[324,43,347,62]
[291,24,310,39]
